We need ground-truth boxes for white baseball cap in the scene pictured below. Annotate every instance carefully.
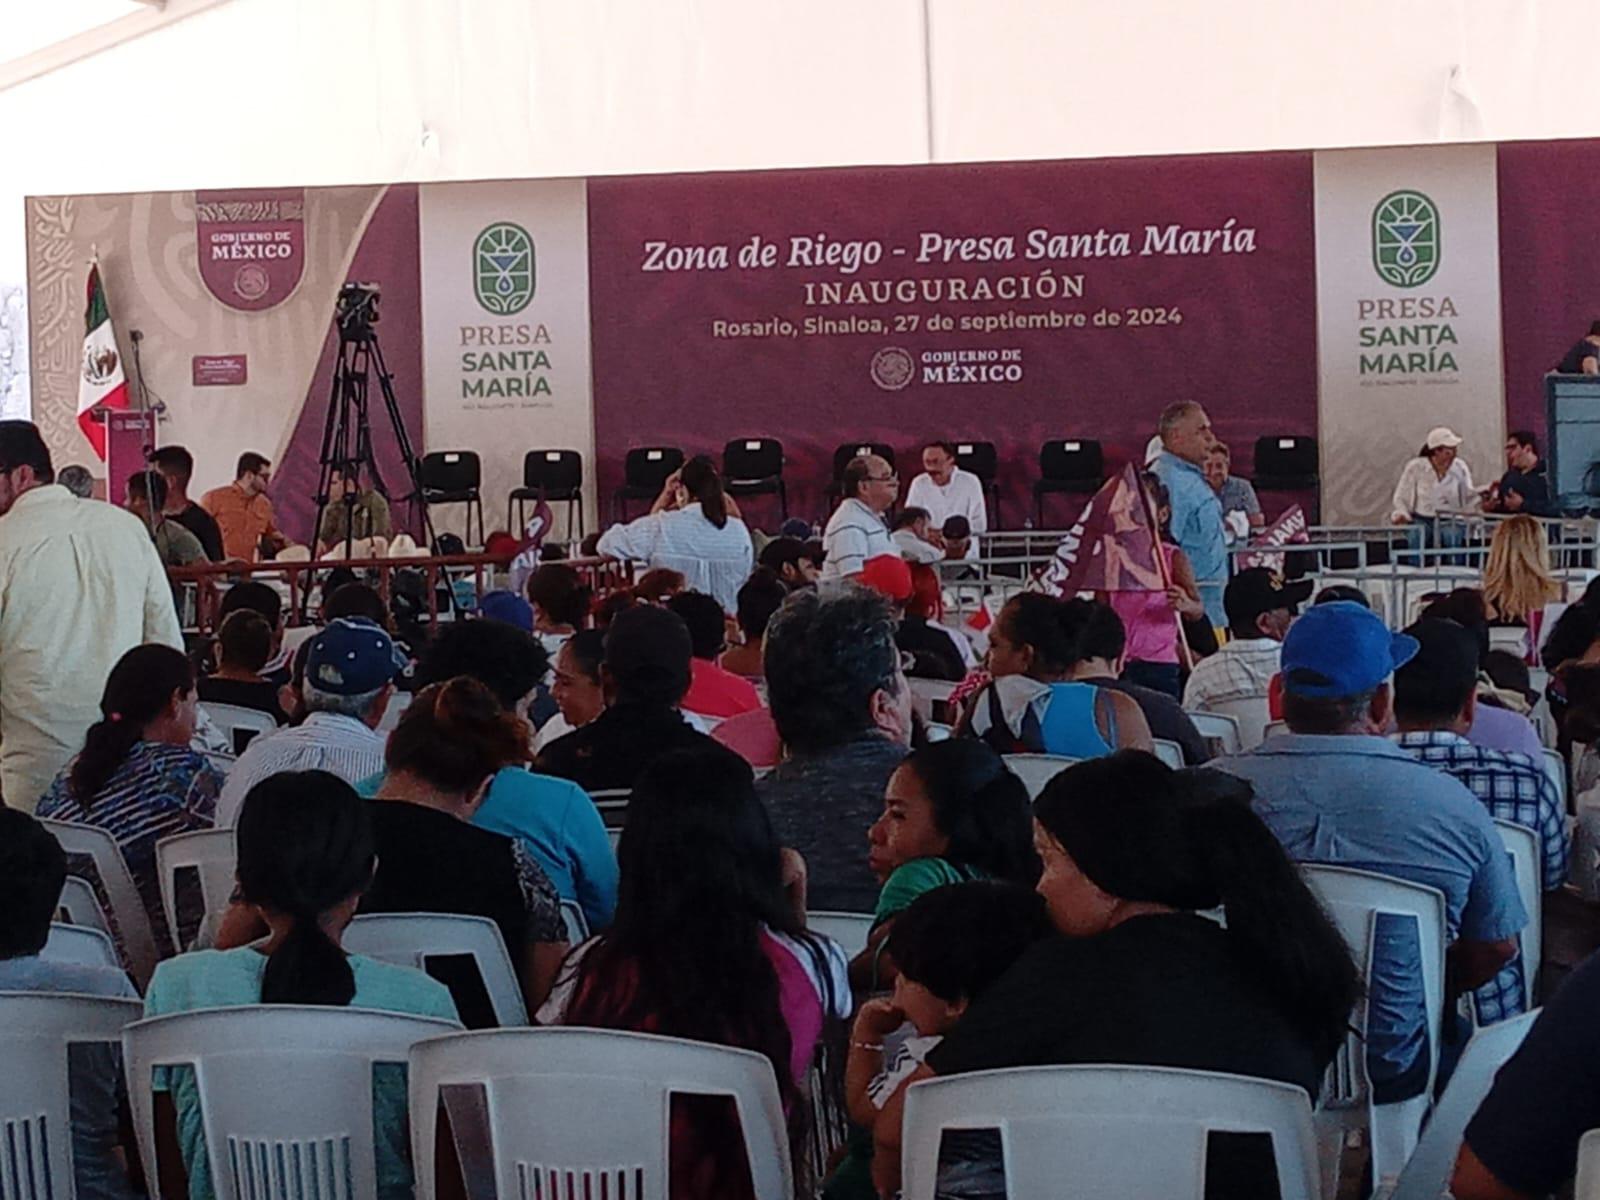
[1424,426,1464,450]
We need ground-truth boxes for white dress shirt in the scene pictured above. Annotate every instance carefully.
[0,485,182,810]
[1391,456,1478,522]
[216,711,388,825]
[596,502,754,613]
[822,498,896,579]
[905,467,988,558]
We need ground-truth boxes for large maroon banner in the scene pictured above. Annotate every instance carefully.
[1498,140,1600,437]
[588,153,1318,525]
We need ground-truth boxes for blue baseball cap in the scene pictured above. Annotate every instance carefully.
[1280,601,1419,698]
[478,589,534,633]
[306,617,407,696]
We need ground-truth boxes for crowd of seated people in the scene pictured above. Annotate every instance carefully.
[18,436,1600,1200]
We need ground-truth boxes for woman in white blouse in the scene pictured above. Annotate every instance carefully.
[1391,426,1483,558]
[595,455,753,612]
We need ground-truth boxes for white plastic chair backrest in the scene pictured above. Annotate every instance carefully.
[376,690,411,736]
[203,750,236,776]
[558,900,589,944]
[197,702,278,755]
[342,913,527,1027]
[407,1027,793,1200]
[1264,719,1289,741]
[57,875,111,935]
[0,991,143,1200]
[807,911,873,958]
[1542,748,1568,810]
[39,818,160,987]
[1184,710,1242,756]
[1488,626,1528,657]
[1492,819,1541,1009]
[41,923,122,971]
[899,1065,1319,1200]
[1387,1009,1539,1200]
[1198,695,1270,750]
[1578,1128,1600,1200]
[1002,753,1080,801]
[1151,738,1183,769]
[156,828,238,954]
[124,1006,460,1200]
[1302,865,1447,1190]
[925,722,953,743]
[908,677,957,722]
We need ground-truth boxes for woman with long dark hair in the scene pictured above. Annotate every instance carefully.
[144,772,458,1200]
[870,752,1360,1198]
[596,454,753,612]
[38,644,222,955]
[851,739,1039,989]
[539,743,849,1198]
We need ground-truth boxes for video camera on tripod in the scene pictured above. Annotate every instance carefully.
[335,282,381,339]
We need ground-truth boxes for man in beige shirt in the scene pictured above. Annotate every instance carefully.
[0,422,183,809]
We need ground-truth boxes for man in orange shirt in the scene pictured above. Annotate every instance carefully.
[201,451,288,561]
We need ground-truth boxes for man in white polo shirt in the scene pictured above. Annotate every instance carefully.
[822,454,897,580]
[905,440,987,559]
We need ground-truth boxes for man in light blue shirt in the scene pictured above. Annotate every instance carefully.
[1151,402,1228,625]
[1215,602,1526,1102]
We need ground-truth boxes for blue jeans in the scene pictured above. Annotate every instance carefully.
[1366,912,1431,1104]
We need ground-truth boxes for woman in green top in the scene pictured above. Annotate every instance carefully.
[850,740,1039,990]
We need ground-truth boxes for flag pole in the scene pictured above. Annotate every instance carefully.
[1137,471,1196,673]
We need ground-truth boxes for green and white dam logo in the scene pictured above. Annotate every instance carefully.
[1371,190,1440,288]
[473,222,535,315]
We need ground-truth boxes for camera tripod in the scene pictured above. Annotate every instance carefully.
[309,286,456,613]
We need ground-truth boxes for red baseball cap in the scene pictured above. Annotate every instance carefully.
[858,554,913,602]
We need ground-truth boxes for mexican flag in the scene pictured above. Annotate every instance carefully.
[76,260,128,458]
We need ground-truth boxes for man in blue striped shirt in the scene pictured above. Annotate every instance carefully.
[1151,402,1228,626]
[1393,618,1566,1023]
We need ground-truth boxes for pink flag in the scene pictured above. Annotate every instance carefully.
[1038,464,1165,597]
[1238,504,1309,573]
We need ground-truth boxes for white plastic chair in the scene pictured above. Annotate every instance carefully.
[1492,819,1542,1009]
[1198,695,1270,750]
[1384,1009,1538,1200]
[1151,738,1184,769]
[155,828,238,953]
[1488,627,1528,657]
[39,818,160,987]
[343,912,528,1027]
[1184,710,1242,756]
[558,899,589,944]
[407,1027,793,1200]
[0,991,143,1200]
[197,701,279,755]
[1579,1127,1600,1200]
[41,922,122,971]
[203,750,236,776]
[1542,747,1568,810]
[807,911,874,958]
[1303,865,1448,1196]
[1003,753,1080,801]
[588,788,631,829]
[1264,719,1289,741]
[124,1006,460,1200]
[900,1065,1320,1200]
[909,677,958,723]
[57,875,112,935]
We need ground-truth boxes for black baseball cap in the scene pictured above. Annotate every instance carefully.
[1224,567,1314,628]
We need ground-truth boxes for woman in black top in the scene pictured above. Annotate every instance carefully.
[872,752,1359,1199]
[362,676,566,1022]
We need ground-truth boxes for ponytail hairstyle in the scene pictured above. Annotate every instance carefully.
[998,592,1078,677]
[235,771,376,1006]
[1034,752,1359,1065]
[384,676,530,794]
[901,740,1040,885]
[70,644,194,800]
[680,454,730,529]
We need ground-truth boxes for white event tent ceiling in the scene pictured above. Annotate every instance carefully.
[5,0,1600,280]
